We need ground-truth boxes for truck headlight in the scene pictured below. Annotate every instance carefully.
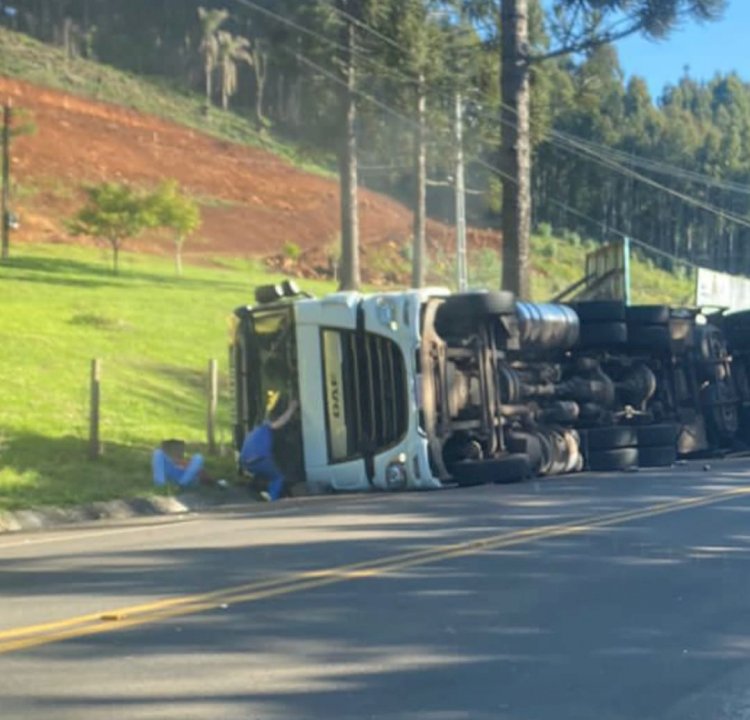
[385,455,408,490]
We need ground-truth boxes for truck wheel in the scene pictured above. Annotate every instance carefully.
[638,445,677,468]
[636,423,679,448]
[570,301,626,323]
[435,291,516,337]
[580,425,638,451]
[586,447,639,472]
[450,454,531,486]
[626,305,670,325]
[578,322,628,348]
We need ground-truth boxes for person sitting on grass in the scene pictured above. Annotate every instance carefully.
[239,391,299,502]
[151,439,228,490]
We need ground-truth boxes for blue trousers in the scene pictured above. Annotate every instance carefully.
[152,449,204,488]
[244,456,285,501]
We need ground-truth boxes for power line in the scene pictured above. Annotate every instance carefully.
[233,2,725,273]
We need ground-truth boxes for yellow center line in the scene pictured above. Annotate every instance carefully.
[1,484,748,656]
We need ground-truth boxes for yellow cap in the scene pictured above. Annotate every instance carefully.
[266,389,281,413]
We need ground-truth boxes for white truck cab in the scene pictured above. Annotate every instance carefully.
[231,284,449,494]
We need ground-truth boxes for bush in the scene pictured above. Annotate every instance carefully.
[282,241,301,261]
[537,222,552,239]
[563,230,581,247]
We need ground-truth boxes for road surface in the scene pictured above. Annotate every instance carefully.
[3,460,750,719]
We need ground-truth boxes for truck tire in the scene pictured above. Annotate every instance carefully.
[435,291,516,337]
[625,325,672,353]
[450,454,531,486]
[586,447,639,472]
[580,425,638,451]
[570,301,626,323]
[638,445,677,468]
[626,305,670,325]
[578,322,628,348]
[636,423,679,448]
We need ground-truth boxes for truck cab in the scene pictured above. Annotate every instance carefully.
[231,284,447,493]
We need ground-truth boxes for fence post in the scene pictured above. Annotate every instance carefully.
[207,358,218,455]
[88,358,102,459]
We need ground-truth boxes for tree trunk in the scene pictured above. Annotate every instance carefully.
[204,58,212,110]
[111,238,120,275]
[175,238,183,277]
[338,7,360,291]
[253,47,268,126]
[500,0,532,299]
[411,72,427,289]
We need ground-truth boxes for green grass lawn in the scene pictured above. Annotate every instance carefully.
[0,244,334,511]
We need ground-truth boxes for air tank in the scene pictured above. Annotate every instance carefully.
[516,301,580,352]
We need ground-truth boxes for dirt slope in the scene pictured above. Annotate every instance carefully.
[2,76,498,278]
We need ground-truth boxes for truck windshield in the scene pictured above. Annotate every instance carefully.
[233,306,302,480]
[321,328,408,463]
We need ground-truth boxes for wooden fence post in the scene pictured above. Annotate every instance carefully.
[88,358,102,459]
[207,358,218,455]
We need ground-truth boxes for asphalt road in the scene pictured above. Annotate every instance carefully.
[3,460,750,719]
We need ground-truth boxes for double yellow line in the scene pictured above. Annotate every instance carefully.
[1,484,747,656]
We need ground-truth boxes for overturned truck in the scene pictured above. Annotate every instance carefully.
[230,283,745,494]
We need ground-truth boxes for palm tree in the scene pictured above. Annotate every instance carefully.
[197,7,229,110]
[217,31,252,111]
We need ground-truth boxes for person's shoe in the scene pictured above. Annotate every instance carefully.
[259,490,272,502]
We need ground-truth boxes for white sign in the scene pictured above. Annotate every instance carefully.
[696,267,750,310]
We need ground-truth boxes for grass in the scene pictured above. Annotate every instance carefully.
[0,243,335,511]
[0,27,334,177]
[428,233,694,304]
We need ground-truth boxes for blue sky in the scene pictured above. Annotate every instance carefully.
[611,0,749,98]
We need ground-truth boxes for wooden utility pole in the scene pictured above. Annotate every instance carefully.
[207,358,219,455]
[411,72,427,289]
[500,0,532,299]
[1,101,11,262]
[338,3,360,291]
[88,359,102,460]
[455,91,468,293]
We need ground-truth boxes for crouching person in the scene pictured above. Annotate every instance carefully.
[240,393,299,501]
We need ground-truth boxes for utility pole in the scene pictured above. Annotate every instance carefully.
[500,0,531,298]
[338,2,360,291]
[455,91,468,292]
[1,100,11,262]
[411,72,427,289]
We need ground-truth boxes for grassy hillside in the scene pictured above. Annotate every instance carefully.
[0,27,332,176]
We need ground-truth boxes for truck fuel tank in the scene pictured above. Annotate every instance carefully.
[516,302,580,353]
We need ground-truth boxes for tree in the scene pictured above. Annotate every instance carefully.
[498,0,726,298]
[68,183,153,274]
[217,30,252,111]
[250,37,270,126]
[149,181,201,276]
[197,6,229,110]
[336,0,361,291]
